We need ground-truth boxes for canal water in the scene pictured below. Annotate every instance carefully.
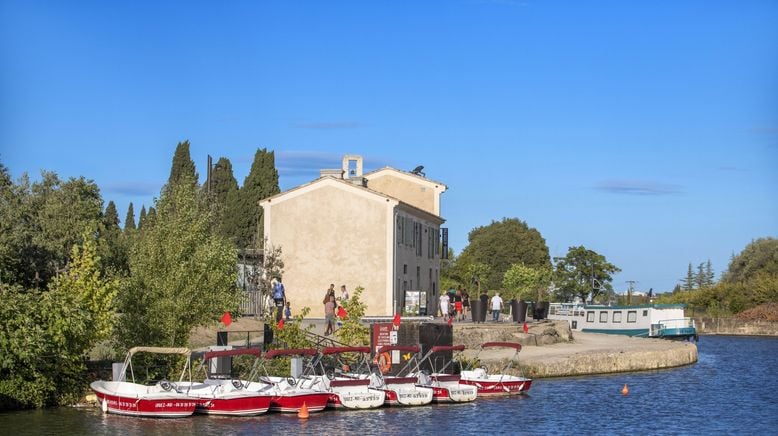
[2,336,776,435]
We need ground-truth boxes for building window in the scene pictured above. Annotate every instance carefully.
[416,266,421,289]
[403,280,407,292]
[599,311,608,323]
[613,311,622,323]
[643,310,648,317]
[403,264,407,274]
[415,222,422,256]
[586,311,594,322]
[627,311,637,323]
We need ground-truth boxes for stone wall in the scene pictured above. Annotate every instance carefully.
[694,317,778,336]
[454,320,572,349]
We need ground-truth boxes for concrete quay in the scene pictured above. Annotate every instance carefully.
[455,321,698,378]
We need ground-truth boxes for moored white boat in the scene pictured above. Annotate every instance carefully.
[245,348,331,413]
[459,342,532,396]
[90,347,197,418]
[547,303,697,340]
[363,345,434,406]
[413,345,477,403]
[300,346,385,409]
[177,348,272,416]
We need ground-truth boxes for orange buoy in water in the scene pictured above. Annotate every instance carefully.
[621,384,629,395]
[298,402,309,419]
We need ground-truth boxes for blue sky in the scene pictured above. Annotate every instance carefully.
[1,1,776,293]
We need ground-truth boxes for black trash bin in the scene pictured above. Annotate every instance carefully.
[470,300,487,323]
[511,300,528,323]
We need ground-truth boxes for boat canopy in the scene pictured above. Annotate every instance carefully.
[322,346,371,355]
[127,346,191,356]
[203,348,261,360]
[430,345,465,353]
[377,345,420,354]
[482,342,522,351]
[264,348,317,359]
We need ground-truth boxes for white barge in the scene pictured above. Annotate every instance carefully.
[547,303,697,340]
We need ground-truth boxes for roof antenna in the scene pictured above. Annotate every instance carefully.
[410,165,425,177]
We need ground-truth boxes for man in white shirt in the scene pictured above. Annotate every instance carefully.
[490,292,503,322]
[439,293,450,321]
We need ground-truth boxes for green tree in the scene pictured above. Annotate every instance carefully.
[0,237,117,409]
[705,259,715,287]
[681,263,694,291]
[502,263,551,302]
[116,176,241,350]
[223,149,280,248]
[124,202,136,231]
[553,246,620,302]
[722,238,778,284]
[138,205,147,230]
[695,262,706,289]
[99,201,128,273]
[456,218,550,290]
[463,262,491,293]
[205,157,239,239]
[167,140,199,189]
[335,287,370,346]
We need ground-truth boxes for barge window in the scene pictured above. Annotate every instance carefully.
[586,311,594,322]
[599,311,608,323]
[643,310,648,316]
[627,311,637,323]
[613,311,622,323]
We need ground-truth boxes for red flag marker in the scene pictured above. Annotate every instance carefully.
[220,311,232,327]
[523,322,529,334]
[277,318,284,330]
[392,313,401,328]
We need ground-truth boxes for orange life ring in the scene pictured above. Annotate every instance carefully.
[374,352,392,374]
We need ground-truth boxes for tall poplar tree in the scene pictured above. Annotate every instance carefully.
[224,148,280,248]
[124,203,136,231]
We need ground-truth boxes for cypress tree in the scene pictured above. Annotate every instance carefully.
[167,140,199,188]
[224,148,280,248]
[104,201,120,229]
[146,207,157,226]
[138,206,147,230]
[205,157,239,205]
[124,203,136,231]
[102,200,128,273]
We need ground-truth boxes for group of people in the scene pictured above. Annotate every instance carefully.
[439,288,505,322]
[323,283,349,336]
[271,279,351,335]
[438,288,471,322]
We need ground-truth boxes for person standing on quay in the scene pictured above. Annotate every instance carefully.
[491,292,503,322]
[324,295,336,336]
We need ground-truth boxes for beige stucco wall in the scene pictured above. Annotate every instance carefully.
[366,173,440,216]
[263,183,392,316]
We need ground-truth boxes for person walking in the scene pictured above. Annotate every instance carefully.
[453,289,463,322]
[491,292,503,322]
[462,291,470,319]
[272,278,286,322]
[439,292,450,322]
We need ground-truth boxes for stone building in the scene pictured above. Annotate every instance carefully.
[260,155,447,316]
